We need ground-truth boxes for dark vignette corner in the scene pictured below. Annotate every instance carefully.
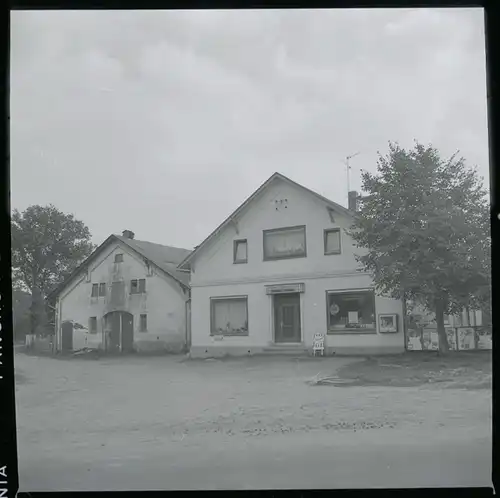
[484,1,499,492]
[1,5,19,498]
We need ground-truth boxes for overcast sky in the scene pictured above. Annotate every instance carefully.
[10,8,488,249]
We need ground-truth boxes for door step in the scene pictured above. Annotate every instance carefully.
[262,345,310,356]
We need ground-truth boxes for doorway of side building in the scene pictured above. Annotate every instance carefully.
[61,321,73,352]
[104,311,134,353]
[274,293,302,343]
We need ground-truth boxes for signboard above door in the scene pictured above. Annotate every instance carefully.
[265,283,305,295]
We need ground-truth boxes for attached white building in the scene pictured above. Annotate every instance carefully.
[178,172,405,357]
[48,230,191,354]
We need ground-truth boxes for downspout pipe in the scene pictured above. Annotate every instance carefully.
[185,296,191,352]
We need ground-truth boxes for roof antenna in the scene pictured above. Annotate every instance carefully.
[341,152,360,206]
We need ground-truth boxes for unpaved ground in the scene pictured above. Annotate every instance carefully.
[336,352,492,389]
[14,353,492,491]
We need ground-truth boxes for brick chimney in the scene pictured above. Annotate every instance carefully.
[122,230,135,239]
[348,191,359,212]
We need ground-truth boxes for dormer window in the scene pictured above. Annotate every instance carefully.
[233,239,248,264]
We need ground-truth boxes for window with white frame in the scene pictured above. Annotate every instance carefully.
[263,225,306,260]
[327,290,376,333]
[233,239,248,264]
[98,283,106,297]
[114,253,124,263]
[324,228,341,255]
[91,284,99,298]
[210,297,248,336]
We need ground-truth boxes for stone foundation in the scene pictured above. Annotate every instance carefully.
[189,346,265,358]
[326,345,404,356]
[189,344,404,358]
[135,339,185,354]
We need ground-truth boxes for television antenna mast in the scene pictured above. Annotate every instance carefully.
[341,151,360,202]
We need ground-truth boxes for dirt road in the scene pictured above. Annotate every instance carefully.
[19,429,491,491]
[14,353,492,491]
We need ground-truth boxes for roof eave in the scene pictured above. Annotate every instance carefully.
[46,234,118,302]
[47,235,191,301]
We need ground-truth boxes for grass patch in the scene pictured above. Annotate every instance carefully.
[336,351,492,388]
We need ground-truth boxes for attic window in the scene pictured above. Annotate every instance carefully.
[233,239,248,264]
[91,284,99,298]
[263,226,306,260]
[115,254,124,263]
[324,228,341,255]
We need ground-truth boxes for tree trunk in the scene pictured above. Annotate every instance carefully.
[30,284,43,336]
[472,310,479,349]
[29,299,37,336]
[435,299,449,354]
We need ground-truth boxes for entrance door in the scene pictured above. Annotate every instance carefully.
[61,321,73,352]
[105,311,134,353]
[274,293,301,343]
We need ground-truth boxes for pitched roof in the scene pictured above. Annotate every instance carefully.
[115,236,191,286]
[47,235,192,301]
[178,171,355,269]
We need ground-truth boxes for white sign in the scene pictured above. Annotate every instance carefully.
[348,311,359,324]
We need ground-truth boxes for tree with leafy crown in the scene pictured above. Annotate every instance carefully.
[347,141,491,353]
[11,204,95,335]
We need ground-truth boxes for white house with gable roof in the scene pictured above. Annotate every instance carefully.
[178,172,405,357]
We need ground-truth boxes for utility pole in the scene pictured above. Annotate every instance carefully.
[341,151,360,205]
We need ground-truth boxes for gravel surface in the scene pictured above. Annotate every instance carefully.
[14,352,492,490]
